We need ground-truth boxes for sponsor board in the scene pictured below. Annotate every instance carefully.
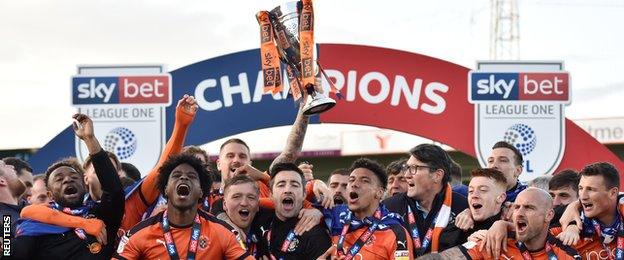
[469,61,570,180]
[72,65,170,176]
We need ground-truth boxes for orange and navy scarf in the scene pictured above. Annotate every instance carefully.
[407,183,453,254]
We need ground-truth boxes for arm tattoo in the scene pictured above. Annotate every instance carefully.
[270,109,309,171]
[417,247,469,260]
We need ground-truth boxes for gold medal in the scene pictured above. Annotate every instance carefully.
[89,242,102,254]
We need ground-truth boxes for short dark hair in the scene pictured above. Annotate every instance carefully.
[549,169,579,192]
[470,168,508,189]
[349,158,387,189]
[45,160,82,186]
[121,162,141,181]
[84,151,121,171]
[2,157,33,176]
[386,158,407,176]
[220,138,251,154]
[330,168,350,177]
[579,162,620,190]
[327,168,349,183]
[450,160,462,185]
[269,162,306,191]
[157,154,212,199]
[224,174,259,196]
[492,141,523,166]
[120,176,136,189]
[59,157,85,175]
[409,144,452,183]
[182,145,210,166]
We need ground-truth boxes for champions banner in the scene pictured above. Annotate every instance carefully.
[29,44,624,184]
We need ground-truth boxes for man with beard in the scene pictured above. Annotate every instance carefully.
[386,158,408,198]
[8,113,123,259]
[553,162,623,259]
[253,162,331,260]
[419,188,581,259]
[2,158,32,205]
[215,172,328,258]
[460,168,507,242]
[210,102,333,213]
[382,144,468,256]
[114,154,253,260]
[549,170,579,208]
[0,159,26,239]
[327,168,349,205]
[210,102,318,212]
[16,95,200,241]
[546,169,579,227]
[321,158,413,260]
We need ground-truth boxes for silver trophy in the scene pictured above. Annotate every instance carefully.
[267,1,336,115]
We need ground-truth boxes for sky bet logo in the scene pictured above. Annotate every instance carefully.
[469,72,570,102]
[72,75,171,105]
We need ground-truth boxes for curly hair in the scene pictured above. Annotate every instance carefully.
[157,154,212,199]
[45,160,82,186]
[349,158,387,189]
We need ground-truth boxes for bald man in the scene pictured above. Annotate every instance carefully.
[419,188,581,259]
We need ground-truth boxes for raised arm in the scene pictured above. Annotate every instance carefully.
[20,204,105,237]
[120,95,197,233]
[73,113,124,246]
[139,94,197,203]
[73,114,123,197]
[269,104,309,172]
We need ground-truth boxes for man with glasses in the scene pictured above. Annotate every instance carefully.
[382,144,468,257]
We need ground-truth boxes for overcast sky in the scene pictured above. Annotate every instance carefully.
[1,0,622,150]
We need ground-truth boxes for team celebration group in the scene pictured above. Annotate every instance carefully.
[0,94,621,260]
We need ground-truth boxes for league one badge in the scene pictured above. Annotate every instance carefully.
[469,61,571,181]
[71,65,172,177]
[256,0,341,115]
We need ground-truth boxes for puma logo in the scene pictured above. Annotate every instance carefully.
[396,240,407,249]
[260,226,269,237]
[501,255,514,260]
[156,239,166,248]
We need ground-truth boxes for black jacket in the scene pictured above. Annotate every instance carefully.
[8,150,124,260]
[251,208,332,260]
[459,211,502,242]
[382,189,468,256]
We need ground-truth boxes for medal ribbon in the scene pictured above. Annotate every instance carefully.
[336,209,382,260]
[517,233,581,260]
[406,203,438,255]
[161,210,202,260]
[591,218,624,260]
[266,221,297,260]
[51,201,99,252]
